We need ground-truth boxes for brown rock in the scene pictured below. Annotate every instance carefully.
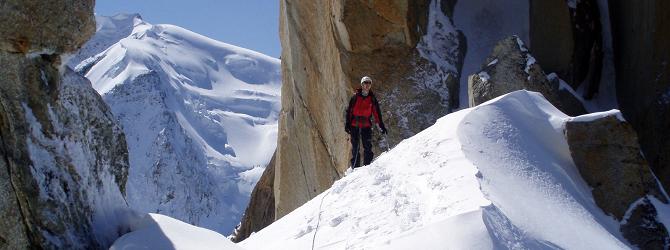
[0,0,95,53]
[609,0,670,194]
[468,36,586,116]
[565,113,669,248]
[231,153,276,242]
[565,114,665,218]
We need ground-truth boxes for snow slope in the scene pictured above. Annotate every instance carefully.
[240,90,630,249]
[67,13,144,68]
[110,213,244,250]
[70,14,281,234]
[114,90,666,249]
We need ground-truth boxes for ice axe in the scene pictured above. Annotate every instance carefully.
[378,124,391,152]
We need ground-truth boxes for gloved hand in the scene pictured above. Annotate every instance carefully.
[345,124,351,134]
[379,123,387,134]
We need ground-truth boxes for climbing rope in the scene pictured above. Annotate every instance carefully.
[312,126,361,249]
[311,189,331,250]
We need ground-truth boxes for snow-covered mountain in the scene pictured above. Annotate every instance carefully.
[69,14,281,234]
[110,90,670,249]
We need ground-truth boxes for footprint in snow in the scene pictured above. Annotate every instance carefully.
[293,225,314,239]
[329,214,348,227]
[331,180,348,194]
[372,172,390,185]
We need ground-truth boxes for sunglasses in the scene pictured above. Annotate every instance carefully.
[363,81,372,84]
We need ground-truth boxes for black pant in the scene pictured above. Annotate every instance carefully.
[350,127,373,168]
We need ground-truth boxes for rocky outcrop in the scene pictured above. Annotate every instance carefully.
[275,0,464,219]
[620,198,669,250]
[564,112,669,249]
[609,0,670,193]
[231,153,276,243]
[0,0,95,54]
[0,0,130,249]
[565,113,666,218]
[468,36,586,116]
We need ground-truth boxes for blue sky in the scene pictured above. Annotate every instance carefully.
[95,0,281,58]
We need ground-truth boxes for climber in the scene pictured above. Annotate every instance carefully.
[344,76,387,169]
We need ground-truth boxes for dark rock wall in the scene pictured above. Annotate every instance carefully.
[609,0,670,193]
[530,0,670,193]
[529,0,603,97]
[529,0,574,81]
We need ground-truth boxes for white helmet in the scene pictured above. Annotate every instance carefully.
[360,76,372,84]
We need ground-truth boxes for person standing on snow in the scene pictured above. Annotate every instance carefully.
[345,76,388,169]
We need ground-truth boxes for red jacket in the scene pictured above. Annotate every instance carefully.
[346,88,383,128]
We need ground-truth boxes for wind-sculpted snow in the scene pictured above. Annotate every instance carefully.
[110,213,245,250]
[458,91,628,249]
[70,14,280,234]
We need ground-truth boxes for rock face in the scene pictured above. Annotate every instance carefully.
[0,0,95,54]
[468,36,586,116]
[609,0,670,194]
[231,153,276,243]
[564,112,669,249]
[275,0,464,219]
[0,1,130,249]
